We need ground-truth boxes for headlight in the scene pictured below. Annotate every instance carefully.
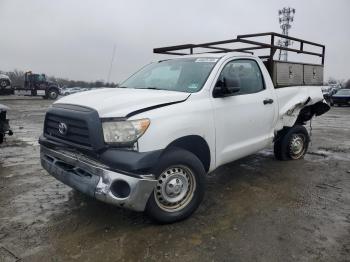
[102,118,150,144]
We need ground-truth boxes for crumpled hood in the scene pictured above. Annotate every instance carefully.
[54,88,190,118]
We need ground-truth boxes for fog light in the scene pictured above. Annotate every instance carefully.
[110,180,131,198]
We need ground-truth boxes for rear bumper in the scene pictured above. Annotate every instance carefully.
[40,145,157,211]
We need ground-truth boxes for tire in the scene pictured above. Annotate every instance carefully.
[47,88,59,99]
[146,148,206,224]
[274,125,310,161]
[0,80,9,89]
[0,133,4,144]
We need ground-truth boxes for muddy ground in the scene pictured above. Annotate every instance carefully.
[0,96,349,262]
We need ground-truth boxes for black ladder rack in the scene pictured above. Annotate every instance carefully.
[153,32,325,87]
[153,32,325,64]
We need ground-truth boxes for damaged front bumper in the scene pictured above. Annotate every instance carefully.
[40,145,157,211]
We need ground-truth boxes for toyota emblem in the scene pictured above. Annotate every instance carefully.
[58,122,68,135]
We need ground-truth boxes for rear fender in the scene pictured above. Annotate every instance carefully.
[275,87,330,130]
[295,101,330,125]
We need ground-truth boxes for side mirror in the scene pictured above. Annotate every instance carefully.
[213,77,240,98]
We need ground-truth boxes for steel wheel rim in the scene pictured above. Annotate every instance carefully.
[0,81,7,87]
[50,91,57,98]
[289,133,306,159]
[154,165,196,212]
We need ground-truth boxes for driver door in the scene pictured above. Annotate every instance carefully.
[211,59,277,167]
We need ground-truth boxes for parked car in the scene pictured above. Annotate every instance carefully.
[322,87,337,104]
[61,87,88,96]
[0,104,13,143]
[39,33,330,223]
[330,89,350,106]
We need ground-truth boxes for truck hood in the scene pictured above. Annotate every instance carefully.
[54,88,190,118]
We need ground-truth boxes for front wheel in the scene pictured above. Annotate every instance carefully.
[0,80,9,88]
[146,148,206,224]
[47,88,59,99]
[274,125,310,161]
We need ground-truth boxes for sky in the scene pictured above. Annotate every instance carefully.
[0,0,349,83]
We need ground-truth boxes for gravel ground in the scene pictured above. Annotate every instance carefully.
[0,96,349,262]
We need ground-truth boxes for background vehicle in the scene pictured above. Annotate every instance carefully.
[330,89,350,106]
[0,104,13,143]
[12,71,60,99]
[0,74,12,95]
[40,32,330,223]
[322,86,339,103]
[61,86,89,96]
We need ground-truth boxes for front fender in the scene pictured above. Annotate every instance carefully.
[134,97,216,170]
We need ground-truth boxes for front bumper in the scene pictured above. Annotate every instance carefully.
[40,145,157,211]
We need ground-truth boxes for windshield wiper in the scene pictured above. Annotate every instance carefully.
[145,86,162,90]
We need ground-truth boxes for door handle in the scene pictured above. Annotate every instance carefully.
[263,98,274,105]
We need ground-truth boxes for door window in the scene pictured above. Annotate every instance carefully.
[218,59,264,95]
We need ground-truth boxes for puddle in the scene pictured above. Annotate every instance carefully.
[306,149,350,162]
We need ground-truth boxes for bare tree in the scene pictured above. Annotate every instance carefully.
[7,70,25,87]
[344,79,350,89]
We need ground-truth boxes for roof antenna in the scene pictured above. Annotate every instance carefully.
[107,44,116,83]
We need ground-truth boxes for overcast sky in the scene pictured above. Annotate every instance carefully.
[0,0,349,83]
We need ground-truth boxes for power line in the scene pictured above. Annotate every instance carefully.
[278,7,296,61]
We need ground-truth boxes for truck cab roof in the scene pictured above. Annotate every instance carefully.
[159,52,255,61]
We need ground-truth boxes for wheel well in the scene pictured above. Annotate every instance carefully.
[165,135,211,172]
[295,101,330,125]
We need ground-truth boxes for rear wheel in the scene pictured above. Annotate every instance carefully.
[274,125,309,161]
[146,148,206,224]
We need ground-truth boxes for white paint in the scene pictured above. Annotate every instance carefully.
[55,53,326,173]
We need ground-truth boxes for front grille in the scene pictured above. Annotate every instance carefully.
[44,113,92,147]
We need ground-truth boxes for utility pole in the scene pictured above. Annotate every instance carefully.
[278,7,295,61]
[107,44,116,83]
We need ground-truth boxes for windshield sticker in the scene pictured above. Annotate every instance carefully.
[188,84,199,89]
[195,58,218,63]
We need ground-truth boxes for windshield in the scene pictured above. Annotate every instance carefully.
[336,89,350,95]
[121,58,219,93]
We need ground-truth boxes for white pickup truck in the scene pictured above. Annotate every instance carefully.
[40,33,330,223]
